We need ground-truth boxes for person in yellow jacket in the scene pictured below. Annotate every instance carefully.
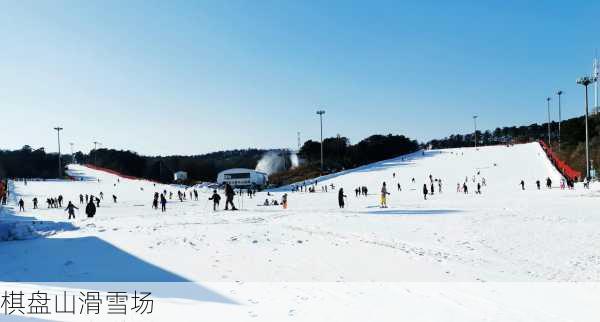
[380,182,390,208]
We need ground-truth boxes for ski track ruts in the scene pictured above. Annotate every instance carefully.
[283,224,485,268]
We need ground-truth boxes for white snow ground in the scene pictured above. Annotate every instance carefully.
[1,142,600,321]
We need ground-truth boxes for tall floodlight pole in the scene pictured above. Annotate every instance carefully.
[577,76,597,180]
[316,110,326,172]
[546,97,552,145]
[472,115,478,149]
[53,127,63,178]
[556,91,563,152]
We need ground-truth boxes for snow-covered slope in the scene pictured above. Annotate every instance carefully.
[1,142,598,321]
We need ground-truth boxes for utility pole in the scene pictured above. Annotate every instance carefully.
[54,127,63,178]
[594,53,599,114]
[546,97,551,145]
[556,91,563,152]
[472,115,478,149]
[577,76,597,180]
[316,110,326,172]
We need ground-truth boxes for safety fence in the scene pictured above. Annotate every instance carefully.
[83,164,161,183]
[538,140,582,181]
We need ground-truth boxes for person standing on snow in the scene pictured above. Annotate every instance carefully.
[18,198,25,211]
[112,195,117,203]
[520,180,525,190]
[33,197,38,209]
[536,180,541,190]
[85,198,96,218]
[65,201,78,219]
[338,188,347,208]
[380,182,390,208]
[209,190,221,211]
[160,194,167,212]
[79,194,84,204]
[423,184,428,200]
[224,183,237,210]
[282,193,288,209]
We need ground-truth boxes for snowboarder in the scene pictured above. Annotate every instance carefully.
[209,190,221,211]
[65,201,78,219]
[423,184,428,200]
[18,198,25,211]
[85,199,96,218]
[338,188,347,208]
[224,183,237,210]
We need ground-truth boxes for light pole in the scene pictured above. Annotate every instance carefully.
[316,110,325,172]
[556,91,563,152]
[472,115,478,149]
[53,127,63,178]
[577,76,597,180]
[546,97,551,145]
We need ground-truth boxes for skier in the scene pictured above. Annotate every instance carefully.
[18,198,25,211]
[112,195,117,203]
[430,182,434,195]
[380,182,390,208]
[520,180,525,190]
[476,182,482,194]
[546,177,552,189]
[438,179,442,193]
[33,197,38,209]
[95,197,100,208]
[423,184,428,200]
[58,195,63,207]
[79,194,84,204]
[65,201,78,219]
[85,199,96,218]
[209,190,221,211]
[99,192,104,200]
[536,180,541,190]
[463,183,468,194]
[397,183,401,191]
[160,194,167,212]
[194,189,199,201]
[224,183,237,210]
[338,188,347,208]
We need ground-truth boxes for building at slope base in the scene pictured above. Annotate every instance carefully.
[217,168,268,188]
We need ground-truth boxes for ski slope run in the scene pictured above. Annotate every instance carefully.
[1,142,599,321]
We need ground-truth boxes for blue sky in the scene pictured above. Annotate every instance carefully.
[1,0,598,155]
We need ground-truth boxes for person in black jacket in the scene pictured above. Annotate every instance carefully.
[65,201,78,219]
[160,194,167,212]
[85,199,96,218]
[338,188,347,208]
[209,190,221,211]
[224,183,237,210]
